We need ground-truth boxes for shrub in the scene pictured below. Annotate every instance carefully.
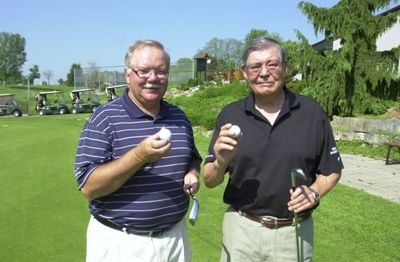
[187,78,204,87]
[167,81,249,130]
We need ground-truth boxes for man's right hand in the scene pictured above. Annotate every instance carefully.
[134,131,172,163]
[203,123,241,188]
[213,123,240,167]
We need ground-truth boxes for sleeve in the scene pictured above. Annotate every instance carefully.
[316,111,344,175]
[189,124,202,163]
[74,122,113,190]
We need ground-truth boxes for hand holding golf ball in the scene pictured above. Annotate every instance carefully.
[229,125,242,139]
[159,127,172,141]
[135,129,171,163]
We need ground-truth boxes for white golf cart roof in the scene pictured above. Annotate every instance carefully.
[70,88,96,93]
[105,84,126,90]
[0,94,16,105]
[37,90,63,95]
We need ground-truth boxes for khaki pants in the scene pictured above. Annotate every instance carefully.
[221,206,313,262]
[86,216,191,262]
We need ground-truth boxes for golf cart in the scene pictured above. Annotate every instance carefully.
[35,91,70,116]
[105,84,126,102]
[0,94,22,117]
[69,88,101,114]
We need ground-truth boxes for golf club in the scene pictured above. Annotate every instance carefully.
[187,188,200,226]
[291,168,307,262]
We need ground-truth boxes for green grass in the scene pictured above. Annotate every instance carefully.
[1,114,399,261]
[0,114,89,261]
[337,139,400,160]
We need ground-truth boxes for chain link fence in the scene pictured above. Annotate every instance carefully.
[74,62,194,90]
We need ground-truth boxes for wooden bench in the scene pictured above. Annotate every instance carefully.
[384,142,400,165]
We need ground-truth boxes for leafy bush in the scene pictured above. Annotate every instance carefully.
[364,98,389,115]
[187,78,204,87]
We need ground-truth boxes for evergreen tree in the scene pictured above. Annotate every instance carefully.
[297,0,400,116]
[28,65,40,85]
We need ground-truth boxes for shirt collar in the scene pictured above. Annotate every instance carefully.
[244,86,300,116]
[121,87,169,119]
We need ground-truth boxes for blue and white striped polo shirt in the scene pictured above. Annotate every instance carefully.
[74,89,201,231]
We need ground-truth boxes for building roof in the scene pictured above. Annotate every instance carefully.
[311,4,400,50]
[193,52,209,59]
[378,4,400,16]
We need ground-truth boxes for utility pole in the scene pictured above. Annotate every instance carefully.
[27,76,30,115]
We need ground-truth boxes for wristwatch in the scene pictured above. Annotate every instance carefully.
[310,188,320,208]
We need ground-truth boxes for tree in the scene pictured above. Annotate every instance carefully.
[0,32,26,85]
[66,63,82,87]
[175,58,192,69]
[86,61,99,89]
[206,55,229,81]
[42,70,53,85]
[297,0,400,117]
[28,65,40,85]
[281,40,302,81]
[170,58,192,73]
[244,29,283,47]
[199,37,244,69]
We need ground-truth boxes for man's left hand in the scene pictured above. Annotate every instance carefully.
[184,171,200,195]
[288,185,318,213]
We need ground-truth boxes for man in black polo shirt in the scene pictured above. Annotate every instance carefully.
[203,37,343,261]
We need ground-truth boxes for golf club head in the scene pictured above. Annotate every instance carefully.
[187,188,199,226]
[291,168,307,189]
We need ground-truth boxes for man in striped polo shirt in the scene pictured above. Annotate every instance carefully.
[74,40,202,262]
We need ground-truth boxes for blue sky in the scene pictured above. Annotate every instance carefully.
[0,0,347,83]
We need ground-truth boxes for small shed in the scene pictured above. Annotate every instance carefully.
[193,52,209,81]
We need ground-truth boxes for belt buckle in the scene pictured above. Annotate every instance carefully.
[122,227,164,237]
[149,230,164,237]
[261,216,278,229]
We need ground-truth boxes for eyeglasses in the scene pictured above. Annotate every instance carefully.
[129,66,168,79]
[244,60,282,76]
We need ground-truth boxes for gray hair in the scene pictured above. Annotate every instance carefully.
[124,40,170,70]
[242,37,285,65]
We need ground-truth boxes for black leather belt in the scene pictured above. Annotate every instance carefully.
[93,214,167,237]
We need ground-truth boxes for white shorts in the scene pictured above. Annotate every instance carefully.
[86,216,191,262]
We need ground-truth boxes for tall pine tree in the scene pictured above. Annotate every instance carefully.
[297,0,399,116]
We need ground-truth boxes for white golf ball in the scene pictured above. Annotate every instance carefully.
[229,125,242,139]
[159,128,172,141]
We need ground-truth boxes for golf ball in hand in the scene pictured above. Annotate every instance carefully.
[229,125,242,139]
[159,128,172,141]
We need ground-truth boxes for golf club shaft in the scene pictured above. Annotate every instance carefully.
[291,168,307,262]
[294,213,301,262]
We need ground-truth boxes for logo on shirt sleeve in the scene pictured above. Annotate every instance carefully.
[330,147,338,155]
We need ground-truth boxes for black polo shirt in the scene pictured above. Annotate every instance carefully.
[204,89,343,218]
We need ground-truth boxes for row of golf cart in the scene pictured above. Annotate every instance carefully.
[0,85,126,117]
[35,89,101,116]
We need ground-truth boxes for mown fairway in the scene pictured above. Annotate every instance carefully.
[0,114,89,261]
[0,115,399,261]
